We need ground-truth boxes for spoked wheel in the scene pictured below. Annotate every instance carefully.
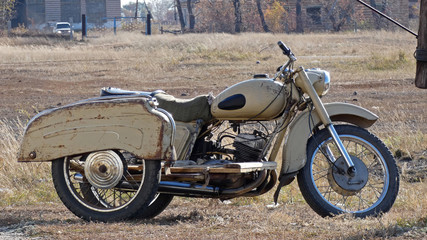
[134,193,174,219]
[51,150,161,222]
[297,125,399,218]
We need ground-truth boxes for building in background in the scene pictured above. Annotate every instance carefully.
[11,0,121,29]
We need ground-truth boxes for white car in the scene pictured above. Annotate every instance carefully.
[53,22,73,35]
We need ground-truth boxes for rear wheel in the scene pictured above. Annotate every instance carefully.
[297,125,399,218]
[51,150,161,222]
[134,193,174,219]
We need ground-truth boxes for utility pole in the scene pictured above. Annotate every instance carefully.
[415,0,427,89]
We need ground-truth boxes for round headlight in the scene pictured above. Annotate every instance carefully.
[322,71,330,96]
[306,69,331,97]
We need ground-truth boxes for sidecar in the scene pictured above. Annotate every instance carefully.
[18,95,175,163]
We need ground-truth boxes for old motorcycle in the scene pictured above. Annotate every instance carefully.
[18,42,399,222]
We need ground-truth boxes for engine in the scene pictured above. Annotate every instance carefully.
[233,133,266,162]
[190,122,268,164]
[186,123,269,188]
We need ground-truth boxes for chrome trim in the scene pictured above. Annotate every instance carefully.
[156,108,176,147]
[327,125,355,171]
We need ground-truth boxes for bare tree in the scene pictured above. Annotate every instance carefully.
[323,0,355,32]
[369,0,381,29]
[256,0,269,32]
[175,0,186,32]
[380,0,389,28]
[296,0,303,32]
[233,0,242,33]
[148,0,174,23]
[187,0,195,31]
[194,0,234,33]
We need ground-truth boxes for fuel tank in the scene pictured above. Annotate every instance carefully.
[211,79,288,120]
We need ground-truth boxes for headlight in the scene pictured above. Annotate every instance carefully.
[323,71,330,96]
[306,69,330,97]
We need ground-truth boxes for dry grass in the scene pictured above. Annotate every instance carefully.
[0,119,55,206]
[0,31,426,239]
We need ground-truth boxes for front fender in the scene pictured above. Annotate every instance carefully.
[18,97,174,162]
[281,102,378,174]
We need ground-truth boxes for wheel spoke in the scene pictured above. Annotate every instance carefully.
[314,171,329,182]
[306,127,396,216]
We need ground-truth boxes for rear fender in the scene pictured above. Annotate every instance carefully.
[281,102,378,174]
[18,97,174,162]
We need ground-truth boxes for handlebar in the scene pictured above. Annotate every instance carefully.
[277,41,291,56]
[273,41,297,81]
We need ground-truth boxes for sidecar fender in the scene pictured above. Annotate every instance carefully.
[18,97,174,162]
[281,102,378,174]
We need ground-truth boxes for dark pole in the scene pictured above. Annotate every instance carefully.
[135,0,139,20]
[415,0,427,89]
[82,14,86,39]
[146,12,151,35]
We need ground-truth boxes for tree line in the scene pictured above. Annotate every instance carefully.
[134,0,419,34]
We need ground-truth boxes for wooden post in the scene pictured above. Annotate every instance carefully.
[415,0,427,89]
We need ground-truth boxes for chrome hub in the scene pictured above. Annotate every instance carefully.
[84,151,124,189]
[328,156,369,196]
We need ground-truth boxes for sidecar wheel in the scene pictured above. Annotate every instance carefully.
[134,193,174,219]
[51,151,161,222]
[297,125,399,218]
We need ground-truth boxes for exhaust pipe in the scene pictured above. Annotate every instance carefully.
[158,170,267,198]
[158,181,220,197]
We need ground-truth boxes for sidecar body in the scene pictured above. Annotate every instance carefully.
[18,96,175,162]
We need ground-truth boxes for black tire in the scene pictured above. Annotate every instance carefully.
[134,193,174,219]
[51,151,161,222]
[297,125,399,218]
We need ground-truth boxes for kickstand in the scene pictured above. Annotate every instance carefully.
[273,172,298,205]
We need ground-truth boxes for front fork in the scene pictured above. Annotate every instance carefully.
[295,67,356,176]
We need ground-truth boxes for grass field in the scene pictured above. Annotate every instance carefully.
[0,31,426,239]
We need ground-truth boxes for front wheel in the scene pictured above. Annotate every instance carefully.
[297,125,399,218]
[51,150,161,222]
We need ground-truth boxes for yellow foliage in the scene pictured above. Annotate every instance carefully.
[264,0,287,32]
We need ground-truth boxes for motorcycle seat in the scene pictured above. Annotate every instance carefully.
[100,87,212,123]
[155,93,212,123]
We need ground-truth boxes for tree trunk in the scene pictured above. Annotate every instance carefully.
[187,0,195,31]
[175,0,186,32]
[369,0,380,29]
[381,0,389,28]
[256,0,269,32]
[296,0,303,33]
[233,0,242,33]
[415,0,427,89]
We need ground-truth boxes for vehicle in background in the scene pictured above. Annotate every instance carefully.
[53,22,73,35]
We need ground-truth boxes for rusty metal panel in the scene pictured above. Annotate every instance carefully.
[18,97,173,162]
